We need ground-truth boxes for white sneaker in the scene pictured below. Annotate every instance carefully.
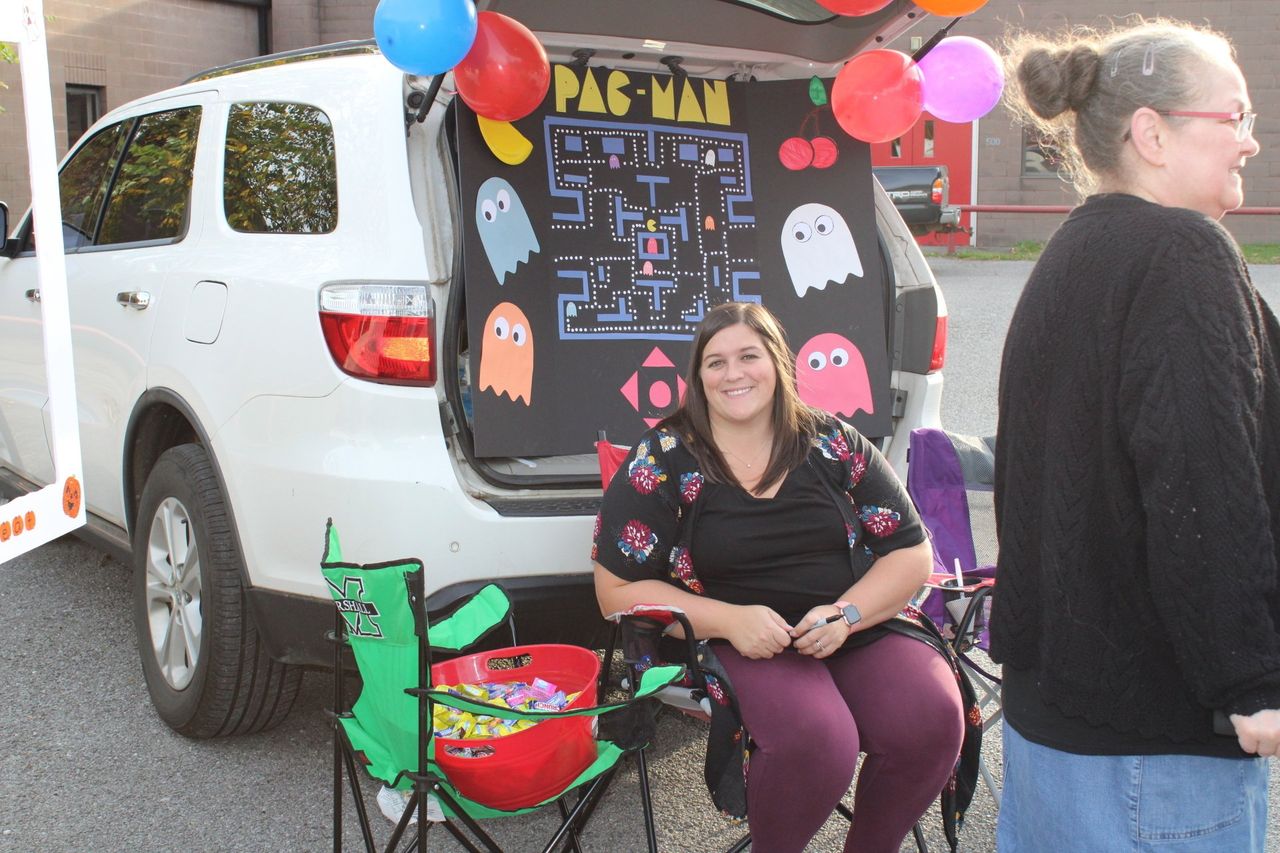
[377,785,445,824]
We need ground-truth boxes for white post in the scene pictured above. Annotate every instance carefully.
[0,0,87,564]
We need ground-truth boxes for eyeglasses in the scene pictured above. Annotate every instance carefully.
[1155,110,1258,142]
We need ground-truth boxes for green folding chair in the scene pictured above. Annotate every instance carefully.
[321,519,683,853]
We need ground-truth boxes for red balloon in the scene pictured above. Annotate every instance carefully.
[454,12,550,122]
[831,50,924,144]
[815,0,894,14]
[914,0,989,15]
[810,136,839,169]
[778,137,814,170]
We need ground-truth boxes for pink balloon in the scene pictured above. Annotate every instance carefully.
[815,0,894,14]
[831,50,924,144]
[454,12,550,122]
[918,36,1004,123]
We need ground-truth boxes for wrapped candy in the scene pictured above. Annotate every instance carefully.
[433,678,573,740]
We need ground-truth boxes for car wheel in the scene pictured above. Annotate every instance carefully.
[133,443,302,737]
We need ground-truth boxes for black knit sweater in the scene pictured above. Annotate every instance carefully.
[992,193,1280,752]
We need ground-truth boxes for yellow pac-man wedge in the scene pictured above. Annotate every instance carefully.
[477,115,534,166]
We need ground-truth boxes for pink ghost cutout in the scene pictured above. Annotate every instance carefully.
[795,332,874,418]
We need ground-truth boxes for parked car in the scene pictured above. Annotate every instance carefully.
[872,164,961,236]
[0,0,948,737]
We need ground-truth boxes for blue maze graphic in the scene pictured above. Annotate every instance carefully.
[545,117,760,341]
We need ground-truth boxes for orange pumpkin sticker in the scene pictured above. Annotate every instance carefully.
[62,476,82,518]
[12,515,22,536]
[24,511,34,530]
[0,521,9,541]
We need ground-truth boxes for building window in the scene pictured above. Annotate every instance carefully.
[1022,128,1064,177]
[224,102,338,234]
[923,120,935,158]
[66,85,104,148]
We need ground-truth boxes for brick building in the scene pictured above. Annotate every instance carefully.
[952,1,1277,246]
[0,0,1274,246]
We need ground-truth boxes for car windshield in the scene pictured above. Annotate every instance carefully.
[724,0,836,23]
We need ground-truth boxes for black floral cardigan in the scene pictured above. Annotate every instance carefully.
[593,416,983,851]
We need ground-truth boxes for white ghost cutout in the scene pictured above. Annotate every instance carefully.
[780,203,863,297]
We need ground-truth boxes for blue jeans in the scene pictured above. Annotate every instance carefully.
[998,722,1268,852]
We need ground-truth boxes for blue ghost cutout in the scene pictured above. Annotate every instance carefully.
[475,176,540,285]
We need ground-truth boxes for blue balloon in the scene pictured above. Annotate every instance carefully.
[374,0,478,77]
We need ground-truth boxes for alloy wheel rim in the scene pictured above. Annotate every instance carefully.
[144,497,203,690]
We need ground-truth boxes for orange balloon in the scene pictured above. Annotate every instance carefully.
[915,0,988,15]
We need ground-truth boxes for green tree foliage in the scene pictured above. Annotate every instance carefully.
[223,102,337,234]
[1,42,15,110]
[96,107,199,243]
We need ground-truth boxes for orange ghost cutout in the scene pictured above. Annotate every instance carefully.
[479,302,534,405]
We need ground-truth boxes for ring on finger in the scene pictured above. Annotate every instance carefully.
[815,639,823,651]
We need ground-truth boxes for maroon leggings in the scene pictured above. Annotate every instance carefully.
[715,632,964,853]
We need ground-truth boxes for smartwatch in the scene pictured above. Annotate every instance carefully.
[834,600,862,629]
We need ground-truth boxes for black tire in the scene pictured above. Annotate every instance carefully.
[132,443,302,737]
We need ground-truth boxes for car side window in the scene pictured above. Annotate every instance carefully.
[223,102,337,234]
[21,121,130,253]
[95,106,202,247]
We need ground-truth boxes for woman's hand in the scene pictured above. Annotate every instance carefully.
[725,605,793,659]
[791,606,849,659]
[1230,709,1280,757]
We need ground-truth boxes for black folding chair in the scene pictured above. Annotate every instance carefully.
[594,436,933,852]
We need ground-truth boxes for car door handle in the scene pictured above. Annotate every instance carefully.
[116,290,151,310]
[24,288,40,303]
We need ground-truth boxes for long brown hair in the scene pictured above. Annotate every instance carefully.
[660,302,822,494]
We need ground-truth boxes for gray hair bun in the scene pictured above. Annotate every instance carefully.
[1018,44,1101,119]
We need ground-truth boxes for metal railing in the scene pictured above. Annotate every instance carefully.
[955,205,1278,216]
[936,204,1279,253]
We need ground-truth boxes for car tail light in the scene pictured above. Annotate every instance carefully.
[930,315,947,373]
[931,177,944,206]
[319,282,435,386]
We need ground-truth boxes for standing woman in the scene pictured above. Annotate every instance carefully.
[593,302,966,853]
[992,19,1278,851]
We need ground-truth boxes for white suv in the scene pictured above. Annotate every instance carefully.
[0,0,947,736]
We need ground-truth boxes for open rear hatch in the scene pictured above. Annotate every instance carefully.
[444,0,937,493]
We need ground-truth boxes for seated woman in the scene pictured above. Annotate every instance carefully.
[593,302,966,853]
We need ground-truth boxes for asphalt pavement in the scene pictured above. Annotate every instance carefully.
[3,258,1279,852]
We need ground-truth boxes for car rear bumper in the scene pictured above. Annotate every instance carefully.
[215,383,605,654]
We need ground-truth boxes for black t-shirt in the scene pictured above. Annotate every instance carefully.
[690,461,852,627]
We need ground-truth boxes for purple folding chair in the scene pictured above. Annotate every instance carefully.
[907,427,997,649]
[907,427,1003,806]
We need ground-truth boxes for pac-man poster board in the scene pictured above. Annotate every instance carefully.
[459,65,892,458]
[0,0,87,565]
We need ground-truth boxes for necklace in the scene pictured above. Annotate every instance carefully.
[721,436,772,470]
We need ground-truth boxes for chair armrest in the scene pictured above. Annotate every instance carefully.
[428,584,512,652]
